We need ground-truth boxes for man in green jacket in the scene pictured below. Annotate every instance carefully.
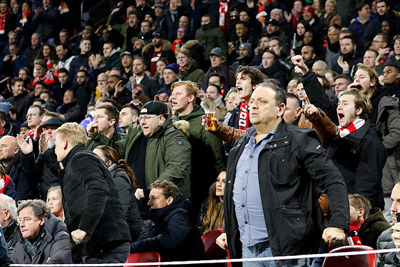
[116,101,191,199]
[177,48,204,84]
[170,81,226,212]
[86,104,125,150]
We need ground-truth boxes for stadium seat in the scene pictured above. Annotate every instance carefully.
[202,229,232,267]
[322,245,377,267]
[124,251,161,267]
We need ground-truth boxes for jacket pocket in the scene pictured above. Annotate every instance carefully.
[275,207,313,250]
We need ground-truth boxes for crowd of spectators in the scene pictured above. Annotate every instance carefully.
[0,0,400,265]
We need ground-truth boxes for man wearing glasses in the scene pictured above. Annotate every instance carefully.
[117,101,192,203]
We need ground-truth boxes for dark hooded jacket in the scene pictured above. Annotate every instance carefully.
[130,193,205,262]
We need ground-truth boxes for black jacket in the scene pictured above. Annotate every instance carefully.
[108,164,149,242]
[329,120,386,210]
[11,214,72,264]
[139,75,160,100]
[60,145,130,261]
[131,194,205,262]
[6,93,33,120]
[224,122,350,266]
[35,148,61,200]
[4,152,37,201]
[258,61,287,88]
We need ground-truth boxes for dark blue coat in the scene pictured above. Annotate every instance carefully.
[131,194,205,262]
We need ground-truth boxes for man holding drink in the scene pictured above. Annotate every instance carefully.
[170,81,226,213]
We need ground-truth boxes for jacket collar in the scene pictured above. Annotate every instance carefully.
[61,144,86,167]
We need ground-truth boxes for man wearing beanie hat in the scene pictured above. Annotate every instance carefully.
[155,63,179,100]
[117,100,192,202]
[232,43,254,72]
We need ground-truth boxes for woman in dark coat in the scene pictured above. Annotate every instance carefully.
[93,145,148,242]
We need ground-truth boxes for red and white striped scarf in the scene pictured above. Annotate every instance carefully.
[338,119,365,138]
[218,0,229,30]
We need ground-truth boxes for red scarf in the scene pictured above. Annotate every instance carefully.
[172,39,182,55]
[44,56,53,70]
[19,10,31,26]
[238,100,250,130]
[346,218,366,246]
[219,0,229,30]
[0,10,9,34]
[32,71,55,86]
[0,174,10,194]
[58,1,70,14]
[179,66,187,72]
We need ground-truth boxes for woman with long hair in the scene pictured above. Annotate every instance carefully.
[37,43,57,72]
[93,145,148,241]
[47,186,65,221]
[201,171,226,234]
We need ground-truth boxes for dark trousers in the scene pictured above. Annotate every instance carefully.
[82,241,130,263]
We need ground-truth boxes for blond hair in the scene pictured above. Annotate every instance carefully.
[339,88,372,120]
[171,81,198,97]
[55,122,87,147]
[47,186,65,221]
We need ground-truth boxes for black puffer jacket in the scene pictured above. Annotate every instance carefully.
[60,145,130,261]
[11,214,72,264]
[225,122,350,266]
[131,194,206,262]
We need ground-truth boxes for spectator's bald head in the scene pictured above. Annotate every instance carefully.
[0,136,19,162]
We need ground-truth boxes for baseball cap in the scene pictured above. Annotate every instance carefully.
[43,117,66,128]
[140,101,167,116]
[120,51,133,58]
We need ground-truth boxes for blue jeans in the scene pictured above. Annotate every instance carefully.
[242,241,311,267]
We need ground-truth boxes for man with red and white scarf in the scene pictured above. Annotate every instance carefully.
[228,66,266,130]
[304,88,387,211]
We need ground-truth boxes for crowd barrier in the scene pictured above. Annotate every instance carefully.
[10,247,400,266]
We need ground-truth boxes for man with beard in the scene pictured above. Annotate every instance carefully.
[143,32,175,77]
[35,117,65,200]
[132,57,159,99]
[332,35,362,75]
[107,74,132,106]
[72,69,94,113]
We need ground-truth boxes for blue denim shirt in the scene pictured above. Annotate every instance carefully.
[233,127,275,247]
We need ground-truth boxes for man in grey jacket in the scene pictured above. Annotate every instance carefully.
[11,199,72,264]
